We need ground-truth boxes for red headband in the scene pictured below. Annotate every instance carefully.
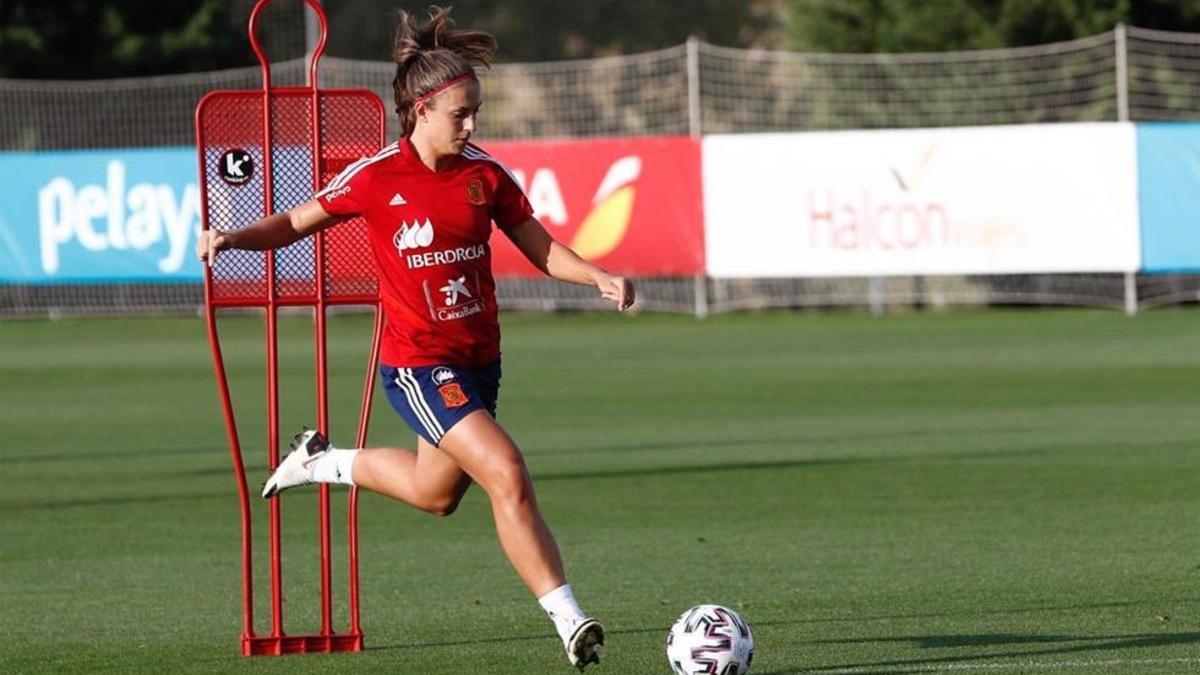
[413,73,478,106]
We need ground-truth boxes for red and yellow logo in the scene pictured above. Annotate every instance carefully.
[465,178,486,205]
[438,383,469,408]
[568,156,641,260]
[486,137,704,277]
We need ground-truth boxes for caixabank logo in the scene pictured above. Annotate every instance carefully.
[484,137,705,277]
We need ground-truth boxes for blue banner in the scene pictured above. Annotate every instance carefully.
[0,147,202,283]
[1137,123,1200,273]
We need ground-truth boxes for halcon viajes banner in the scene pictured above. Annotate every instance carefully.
[702,124,1141,278]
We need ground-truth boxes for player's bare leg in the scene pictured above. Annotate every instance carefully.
[262,431,470,516]
[352,437,472,516]
[261,423,567,593]
[435,410,563,593]
[436,410,604,669]
[262,419,603,668]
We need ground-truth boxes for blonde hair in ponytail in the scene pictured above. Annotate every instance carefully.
[392,6,496,136]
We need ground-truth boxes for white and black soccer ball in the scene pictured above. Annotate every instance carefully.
[666,604,755,675]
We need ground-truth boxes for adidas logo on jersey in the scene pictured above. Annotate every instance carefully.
[393,218,434,253]
[389,193,407,206]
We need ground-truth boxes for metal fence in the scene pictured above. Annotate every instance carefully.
[3,26,1200,315]
[11,26,1200,149]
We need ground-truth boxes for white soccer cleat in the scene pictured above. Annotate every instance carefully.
[566,619,605,671]
[261,428,329,499]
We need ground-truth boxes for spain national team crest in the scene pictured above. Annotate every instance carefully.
[438,382,469,408]
[465,178,486,205]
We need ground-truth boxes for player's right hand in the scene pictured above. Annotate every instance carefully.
[196,230,230,267]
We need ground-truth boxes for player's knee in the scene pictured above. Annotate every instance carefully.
[424,492,463,518]
[488,462,533,508]
[410,484,465,517]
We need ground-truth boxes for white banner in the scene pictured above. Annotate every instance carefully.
[702,123,1140,277]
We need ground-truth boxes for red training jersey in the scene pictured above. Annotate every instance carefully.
[315,139,533,367]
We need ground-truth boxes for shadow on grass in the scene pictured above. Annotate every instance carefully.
[0,445,1066,510]
[365,630,1200,673]
[812,632,1199,649]
[755,631,1200,674]
[527,425,1044,459]
[160,465,248,478]
[609,599,1200,640]
[5,444,218,464]
[6,426,1034,466]
[365,631,554,652]
[2,491,229,511]
[536,447,1046,482]
[363,600,1200,659]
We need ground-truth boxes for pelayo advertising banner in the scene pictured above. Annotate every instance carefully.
[481,136,705,277]
[0,147,202,283]
[702,123,1141,278]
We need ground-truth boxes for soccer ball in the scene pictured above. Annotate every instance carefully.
[666,604,755,675]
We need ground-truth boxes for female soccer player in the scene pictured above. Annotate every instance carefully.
[195,7,631,670]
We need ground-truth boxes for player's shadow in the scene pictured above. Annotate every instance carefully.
[529,425,1039,458]
[5,491,228,511]
[754,631,1200,674]
[4,443,214,464]
[535,447,1045,482]
[365,631,555,652]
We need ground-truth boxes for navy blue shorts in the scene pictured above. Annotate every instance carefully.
[380,359,501,446]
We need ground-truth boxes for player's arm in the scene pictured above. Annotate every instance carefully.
[504,216,635,311]
[196,199,337,267]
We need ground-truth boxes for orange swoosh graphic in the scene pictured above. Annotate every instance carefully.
[569,156,641,260]
[569,186,636,260]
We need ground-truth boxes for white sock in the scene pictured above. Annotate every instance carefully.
[538,584,589,647]
[310,447,358,485]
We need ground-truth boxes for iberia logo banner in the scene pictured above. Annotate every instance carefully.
[482,136,705,277]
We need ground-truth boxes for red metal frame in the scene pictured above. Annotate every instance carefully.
[194,0,386,656]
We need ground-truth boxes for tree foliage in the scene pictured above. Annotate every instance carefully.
[7,0,1200,79]
[0,0,255,78]
[0,0,779,78]
[783,0,1200,53]
[321,0,780,62]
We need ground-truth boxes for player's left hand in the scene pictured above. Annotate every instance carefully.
[596,273,635,311]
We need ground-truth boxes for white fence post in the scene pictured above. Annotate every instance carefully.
[1115,23,1130,122]
[686,36,702,138]
[1115,24,1138,315]
[869,277,886,316]
[687,36,710,318]
[1124,272,1139,316]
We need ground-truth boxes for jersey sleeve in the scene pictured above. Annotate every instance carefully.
[491,165,534,231]
[313,158,373,217]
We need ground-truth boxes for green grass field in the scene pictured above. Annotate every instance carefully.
[1,309,1198,674]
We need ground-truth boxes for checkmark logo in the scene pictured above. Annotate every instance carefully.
[889,142,938,192]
